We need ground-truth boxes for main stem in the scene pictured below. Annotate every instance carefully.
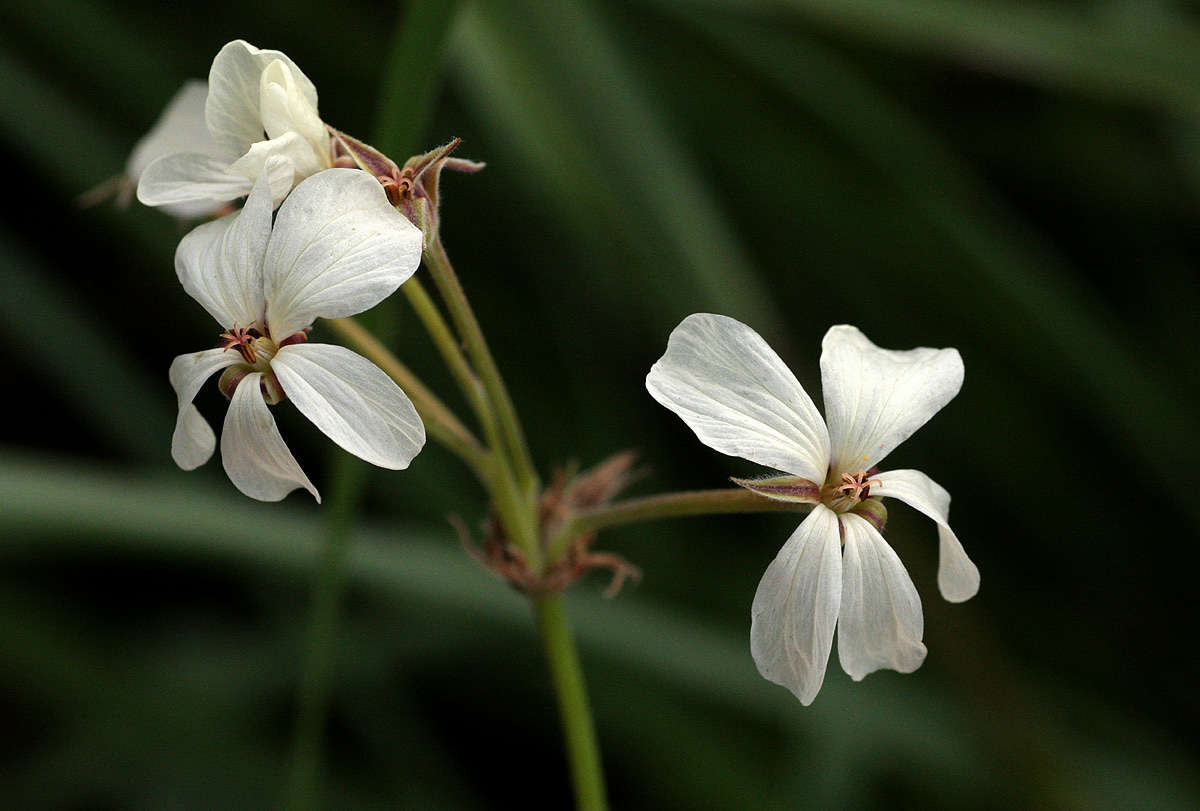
[535,594,607,811]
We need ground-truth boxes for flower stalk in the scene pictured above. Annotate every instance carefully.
[423,236,541,507]
[548,487,812,562]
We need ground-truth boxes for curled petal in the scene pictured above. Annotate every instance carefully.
[820,325,963,474]
[837,512,926,681]
[174,172,273,328]
[137,152,252,208]
[221,372,319,502]
[646,314,830,484]
[263,169,423,339]
[751,504,843,704]
[872,469,980,602]
[259,59,328,154]
[226,132,322,205]
[271,343,425,470]
[206,40,319,156]
[168,348,236,470]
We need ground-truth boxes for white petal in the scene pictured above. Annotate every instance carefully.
[259,59,329,156]
[206,40,319,156]
[271,344,425,470]
[837,512,926,680]
[645,314,831,483]
[127,80,234,180]
[872,469,980,602]
[221,372,319,502]
[173,172,273,328]
[168,348,236,470]
[137,152,252,207]
[750,504,842,705]
[820,325,963,474]
[226,132,322,205]
[263,169,423,340]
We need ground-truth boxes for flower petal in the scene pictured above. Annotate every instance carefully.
[206,40,318,156]
[168,348,236,470]
[820,325,963,474]
[837,512,926,680]
[271,343,425,470]
[137,152,252,207]
[259,59,328,155]
[871,469,980,603]
[126,81,236,213]
[226,132,322,205]
[173,172,273,328]
[262,169,423,339]
[645,314,830,483]
[221,372,319,502]
[750,504,842,705]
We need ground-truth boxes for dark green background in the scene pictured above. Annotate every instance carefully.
[2,0,1198,807]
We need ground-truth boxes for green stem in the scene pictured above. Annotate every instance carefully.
[548,488,811,562]
[399,278,499,450]
[285,455,365,811]
[326,316,489,476]
[534,594,607,811]
[424,236,541,506]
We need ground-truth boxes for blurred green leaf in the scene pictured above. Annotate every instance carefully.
[453,0,784,333]
[648,0,1200,116]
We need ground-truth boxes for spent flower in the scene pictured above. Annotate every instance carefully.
[646,314,979,704]
[168,166,425,501]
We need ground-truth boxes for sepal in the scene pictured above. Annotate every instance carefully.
[731,474,821,503]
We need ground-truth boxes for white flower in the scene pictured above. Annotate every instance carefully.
[646,313,979,705]
[168,166,425,502]
[138,40,332,211]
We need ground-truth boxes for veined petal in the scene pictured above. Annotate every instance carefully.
[206,40,318,156]
[173,172,273,328]
[226,132,322,205]
[263,169,423,340]
[127,80,234,181]
[168,348,237,470]
[137,152,252,207]
[872,469,980,603]
[645,314,830,483]
[221,372,319,502]
[820,325,963,475]
[837,512,926,680]
[750,504,842,705]
[271,344,425,470]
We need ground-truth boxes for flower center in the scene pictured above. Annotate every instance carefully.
[216,325,309,405]
[821,468,879,512]
[219,326,273,367]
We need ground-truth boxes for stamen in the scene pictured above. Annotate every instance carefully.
[219,326,261,364]
[836,469,880,503]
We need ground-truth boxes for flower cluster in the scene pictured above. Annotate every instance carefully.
[141,42,427,501]
[647,314,978,703]
[128,39,980,708]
